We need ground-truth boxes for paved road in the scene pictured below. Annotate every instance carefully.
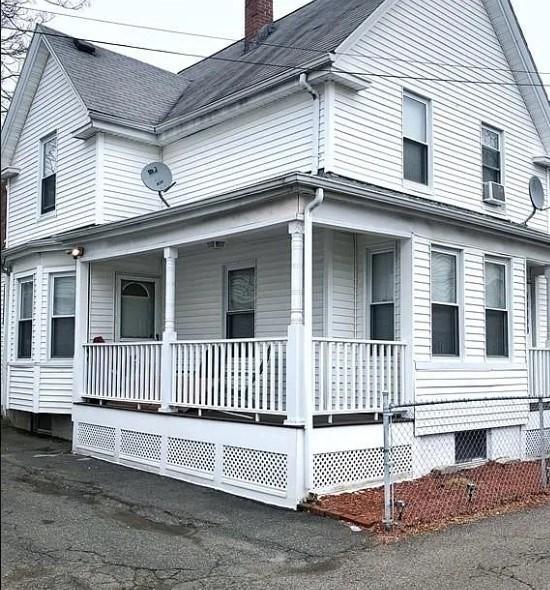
[2,424,549,590]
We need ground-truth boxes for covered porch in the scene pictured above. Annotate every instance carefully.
[76,222,412,424]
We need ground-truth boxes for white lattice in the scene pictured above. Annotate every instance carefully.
[313,445,412,490]
[120,430,161,462]
[77,422,115,453]
[222,446,287,490]
[167,438,216,474]
[525,429,550,457]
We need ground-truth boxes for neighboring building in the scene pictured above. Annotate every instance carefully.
[1,0,549,506]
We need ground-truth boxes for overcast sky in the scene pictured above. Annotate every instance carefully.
[34,0,550,80]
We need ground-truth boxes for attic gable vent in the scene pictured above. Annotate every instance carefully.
[73,38,96,55]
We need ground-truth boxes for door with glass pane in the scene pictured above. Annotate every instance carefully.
[226,267,255,339]
[116,276,159,340]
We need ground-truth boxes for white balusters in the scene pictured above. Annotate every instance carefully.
[529,348,550,397]
[171,338,287,415]
[83,342,162,403]
[312,338,408,416]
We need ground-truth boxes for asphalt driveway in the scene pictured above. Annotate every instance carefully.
[2,423,549,589]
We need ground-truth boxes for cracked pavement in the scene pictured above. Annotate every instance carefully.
[2,424,549,589]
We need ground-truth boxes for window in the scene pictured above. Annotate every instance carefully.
[51,275,75,358]
[17,278,33,359]
[370,252,395,340]
[403,92,429,185]
[431,250,460,356]
[41,134,57,214]
[226,268,255,339]
[481,125,502,184]
[455,430,487,463]
[485,260,509,357]
[119,279,156,339]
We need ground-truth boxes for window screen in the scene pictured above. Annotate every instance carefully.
[18,279,33,359]
[41,135,57,214]
[431,251,459,356]
[403,94,429,185]
[51,275,75,358]
[485,261,508,357]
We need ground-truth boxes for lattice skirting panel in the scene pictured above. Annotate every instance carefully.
[525,429,550,457]
[73,405,301,508]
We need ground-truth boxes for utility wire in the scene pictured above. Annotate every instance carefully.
[22,6,550,77]
[7,26,549,89]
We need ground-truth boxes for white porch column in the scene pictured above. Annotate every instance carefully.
[72,259,90,404]
[159,246,178,412]
[285,221,305,425]
[545,266,550,348]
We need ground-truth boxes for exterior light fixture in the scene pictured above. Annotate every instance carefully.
[70,246,85,259]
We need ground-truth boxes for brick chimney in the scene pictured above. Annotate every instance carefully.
[245,0,273,49]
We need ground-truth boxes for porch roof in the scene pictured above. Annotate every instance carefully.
[2,172,549,264]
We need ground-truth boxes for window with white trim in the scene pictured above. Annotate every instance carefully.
[51,274,75,358]
[403,92,430,185]
[226,267,255,339]
[431,249,460,356]
[41,134,57,214]
[481,125,502,184]
[485,259,509,357]
[370,251,395,341]
[17,278,33,359]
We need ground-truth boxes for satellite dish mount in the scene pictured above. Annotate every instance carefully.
[524,175,549,225]
[141,161,175,207]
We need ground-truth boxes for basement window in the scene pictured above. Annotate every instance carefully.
[455,430,487,463]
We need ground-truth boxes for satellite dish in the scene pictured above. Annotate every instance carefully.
[524,175,548,225]
[529,176,545,210]
[141,162,175,207]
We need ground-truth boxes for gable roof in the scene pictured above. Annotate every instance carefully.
[164,0,386,122]
[2,0,549,161]
[39,24,189,128]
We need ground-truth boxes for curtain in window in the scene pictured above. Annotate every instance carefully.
[431,252,456,303]
[227,268,255,339]
[485,263,506,309]
[53,276,75,315]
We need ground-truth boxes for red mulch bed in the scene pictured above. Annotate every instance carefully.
[306,459,550,538]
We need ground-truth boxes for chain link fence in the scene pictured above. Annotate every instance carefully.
[382,394,550,531]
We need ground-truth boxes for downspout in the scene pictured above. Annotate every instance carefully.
[303,187,324,494]
[299,72,324,495]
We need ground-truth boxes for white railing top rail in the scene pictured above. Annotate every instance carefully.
[313,337,406,346]
[173,337,287,345]
[528,347,550,351]
[84,341,162,347]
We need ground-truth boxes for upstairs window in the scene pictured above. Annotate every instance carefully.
[403,92,430,185]
[18,278,33,359]
[41,134,57,214]
[51,275,76,358]
[370,251,395,341]
[481,125,502,184]
[485,260,509,357]
[226,267,255,339]
[431,249,460,356]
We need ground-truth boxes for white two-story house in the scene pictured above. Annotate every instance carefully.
[1,0,549,508]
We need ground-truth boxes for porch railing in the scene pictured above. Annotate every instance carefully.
[313,338,407,415]
[171,338,287,415]
[83,342,162,403]
[529,348,550,397]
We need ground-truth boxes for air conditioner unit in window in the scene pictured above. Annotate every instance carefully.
[483,181,505,206]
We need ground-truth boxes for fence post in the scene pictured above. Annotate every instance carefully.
[382,390,393,530]
[539,397,548,488]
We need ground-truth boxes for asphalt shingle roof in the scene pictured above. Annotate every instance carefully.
[39,0,386,128]
[39,24,189,127]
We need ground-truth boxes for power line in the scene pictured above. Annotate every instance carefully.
[22,6,550,77]
[6,26,549,89]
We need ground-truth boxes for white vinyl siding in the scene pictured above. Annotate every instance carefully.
[163,93,314,208]
[331,0,548,232]
[6,56,95,248]
[102,135,161,223]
